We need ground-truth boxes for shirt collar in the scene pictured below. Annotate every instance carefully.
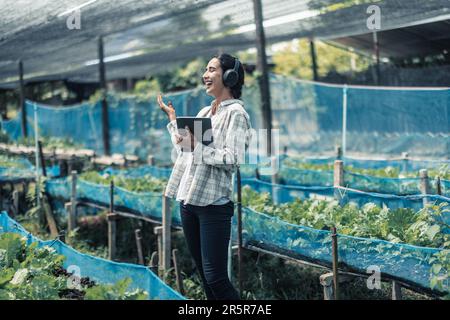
[212,99,243,110]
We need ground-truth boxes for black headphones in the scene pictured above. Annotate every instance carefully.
[222,58,240,88]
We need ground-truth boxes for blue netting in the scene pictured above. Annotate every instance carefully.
[3,74,448,159]
[282,156,450,171]
[231,207,446,292]
[45,177,181,226]
[242,179,450,219]
[26,165,450,294]
[0,211,185,300]
[255,167,450,196]
[0,166,35,181]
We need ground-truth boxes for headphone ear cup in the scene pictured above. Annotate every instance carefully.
[223,69,238,87]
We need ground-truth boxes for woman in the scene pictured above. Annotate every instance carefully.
[157,53,250,300]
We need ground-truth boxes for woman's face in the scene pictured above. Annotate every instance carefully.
[202,58,226,98]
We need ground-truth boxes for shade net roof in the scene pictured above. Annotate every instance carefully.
[0,0,449,88]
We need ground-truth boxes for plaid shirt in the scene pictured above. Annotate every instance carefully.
[164,99,251,206]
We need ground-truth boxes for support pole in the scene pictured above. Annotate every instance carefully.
[135,229,145,265]
[147,155,155,166]
[331,226,339,300]
[38,140,47,177]
[436,176,442,196]
[310,39,319,81]
[150,251,159,274]
[271,156,279,204]
[162,195,171,275]
[18,60,27,138]
[253,0,273,155]
[107,213,117,261]
[237,167,243,299]
[419,169,430,206]
[107,180,117,261]
[33,103,40,209]
[392,281,402,300]
[334,160,344,204]
[172,249,185,295]
[401,152,409,173]
[341,85,348,158]
[372,31,381,85]
[98,36,110,156]
[335,145,342,161]
[12,190,19,218]
[68,170,77,233]
[154,226,163,276]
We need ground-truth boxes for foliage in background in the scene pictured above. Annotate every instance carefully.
[283,158,450,180]
[17,136,81,150]
[242,185,449,249]
[80,171,166,193]
[272,39,371,81]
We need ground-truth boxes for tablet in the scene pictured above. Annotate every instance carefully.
[176,117,214,146]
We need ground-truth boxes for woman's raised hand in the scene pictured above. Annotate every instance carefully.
[157,93,176,122]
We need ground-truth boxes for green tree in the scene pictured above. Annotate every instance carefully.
[273,39,371,80]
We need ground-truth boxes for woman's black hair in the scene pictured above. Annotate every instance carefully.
[214,53,245,99]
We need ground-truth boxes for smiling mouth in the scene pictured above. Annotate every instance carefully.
[204,80,213,88]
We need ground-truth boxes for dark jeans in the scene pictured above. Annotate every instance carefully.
[180,201,240,300]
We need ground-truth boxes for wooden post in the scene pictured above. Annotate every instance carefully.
[107,213,118,261]
[237,167,243,299]
[149,251,159,274]
[419,169,430,206]
[11,190,19,218]
[58,159,66,177]
[372,31,381,85]
[401,152,409,173]
[335,145,342,160]
[42,194,59,238]
[109,180,114,213]
[271,156,279,204]
[37,140,47,177]
[310,39,319,81]
[68,170,77,233]
[98,36,111,156]
[67,155,75,177]
[331,226,339,300]
[253,0,273,155]
[18,60,27,138]
[392,281,402,300]
[334,160,344,187]
[319,272,334,300]
[436,176,442,196]
[172,249,185,295]
[154,226,163,275]
[135,229,145,265]
[50,148,56,168]
[162,195,171,274]
[334,160,344,203]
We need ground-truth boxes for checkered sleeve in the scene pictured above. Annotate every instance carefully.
[166,120,182,156]
[193,110,249,168]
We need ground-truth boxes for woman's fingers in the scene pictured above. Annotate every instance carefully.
[157,93,167,109]
[174,134,183,144]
